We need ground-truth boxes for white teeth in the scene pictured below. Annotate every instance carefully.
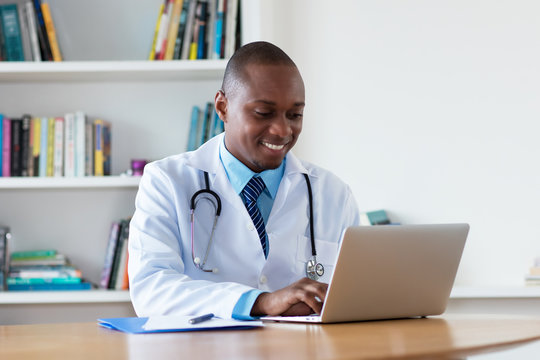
[262,142,285,150]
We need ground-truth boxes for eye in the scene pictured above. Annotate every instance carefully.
[288,112,303,120]
[255,110,273,118]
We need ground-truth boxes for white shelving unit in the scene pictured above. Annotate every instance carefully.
[0,0,255,323]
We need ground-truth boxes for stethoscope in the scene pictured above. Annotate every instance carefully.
[190,171,325,281]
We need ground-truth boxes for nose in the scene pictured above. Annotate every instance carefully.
[269,114,293,138]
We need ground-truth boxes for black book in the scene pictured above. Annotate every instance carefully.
[32,0,52,61]
[20,114,31,176]
[0,226,10,291]
[108,219,130,289]
[10,118,22,177]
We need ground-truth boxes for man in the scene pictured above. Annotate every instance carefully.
[128,41,359,320]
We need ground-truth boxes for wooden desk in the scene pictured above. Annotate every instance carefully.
[1,315,540,359]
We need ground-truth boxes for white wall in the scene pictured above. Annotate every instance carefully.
[255,0,540,286]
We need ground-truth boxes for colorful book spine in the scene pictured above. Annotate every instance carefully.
[32,117,41,176]
[7,282,91,291]
[214,0,225,59]
[148,2,165,60]
[74,111,86,177]
[63,113,75,177]
[32,0,52,61]
[196,0,208,59]
[0,4,25,61]
[11,249,56,259]
[94,119,105,176]
[84,117,94,176]
[46,117,54,176]
[181,0,197,59]
[40,1,62,61]
[53,117,64,176]
[100,221,120,289]
[164,0,184,60]
[173,0,190,59]
[25,1,41,61]
[10,118,22,177]
[187,106,200,151]
[224,0,238,58]
[7,277,81,285]
[205,0,216,59]
[39,117,48,177]
[20,115,31,176]
[2,117,11,177]
[17,1,32,61]
[154,0,172,60]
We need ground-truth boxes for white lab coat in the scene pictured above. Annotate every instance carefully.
[128,133,360,319]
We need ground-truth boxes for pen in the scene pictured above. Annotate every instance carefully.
[189,313,214,324]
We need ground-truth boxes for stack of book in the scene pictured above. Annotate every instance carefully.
[7,249,91,291]
[100,218,131,290]
[187,102,223,151]
[525,258,540,286]
[150,0,241,61]
[0,0,62,62]
[0,112,111,177]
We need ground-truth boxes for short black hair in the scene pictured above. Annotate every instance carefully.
[221,41,298,95]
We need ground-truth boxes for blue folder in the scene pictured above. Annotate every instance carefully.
[98,316,262,334]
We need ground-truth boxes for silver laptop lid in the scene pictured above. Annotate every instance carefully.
[320,224,469,323]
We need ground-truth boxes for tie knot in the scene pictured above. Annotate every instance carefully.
[243,176,266,202]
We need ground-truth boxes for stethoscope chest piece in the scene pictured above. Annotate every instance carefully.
[306,257,324,281]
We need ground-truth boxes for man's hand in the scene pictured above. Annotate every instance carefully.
[250,277,328,316]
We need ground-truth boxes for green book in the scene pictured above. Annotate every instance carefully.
[7,277,81,285]
[11,250,57,260]
[0,4,25,61]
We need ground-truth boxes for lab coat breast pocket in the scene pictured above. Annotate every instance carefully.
[294,235,339,284]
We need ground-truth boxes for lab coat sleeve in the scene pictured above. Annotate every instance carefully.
[128,162,255,319]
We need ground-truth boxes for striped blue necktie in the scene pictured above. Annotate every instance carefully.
[242,176,268,258]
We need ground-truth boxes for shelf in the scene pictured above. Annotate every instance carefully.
[0,60,228,82]
[450,286,540,299]
[0,290,131,304]
[0,176,141,189]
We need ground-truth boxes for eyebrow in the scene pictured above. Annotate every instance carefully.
[252,99,305,107]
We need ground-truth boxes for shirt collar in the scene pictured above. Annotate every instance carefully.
[219,137,285,198]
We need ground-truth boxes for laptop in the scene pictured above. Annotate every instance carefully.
[263,223,469,323]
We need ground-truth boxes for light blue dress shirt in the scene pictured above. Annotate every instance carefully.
[219,138,285,319]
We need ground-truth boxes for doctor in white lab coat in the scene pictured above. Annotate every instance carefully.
[128,41,360,320]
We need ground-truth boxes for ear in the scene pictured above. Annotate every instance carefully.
[214,90,228,124]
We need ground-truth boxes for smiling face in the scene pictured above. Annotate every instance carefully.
[215,63,305,172]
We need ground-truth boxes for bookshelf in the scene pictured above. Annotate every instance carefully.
[0,0,260,324]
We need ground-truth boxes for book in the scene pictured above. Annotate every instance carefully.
[10,253,67,267]
[109,219,129,289]
[10,118,22,177]
[46,117,54,176]
[38,117,48,176]
[9,264,81,279]
[187,105,200,151]
[214,0,225,59]
[0,4,25,61]
[114,222,130,290]
[172,0,190,59]
[200,102,213,145]
[0,226,10,291]
[100,221,120,289]
[180,0,197,59]
[32,0,52,61]
[205,0,215,59]
[40,1,61,61]
[16,1,32,61]
[20,114,31,176]
[164,0,184,60]
[2,117,10,177]
[25,1,41,61]
[11,249,57,259]
[188,1,205,60]
[84,115,94,176]
[53,116,64,176]
[148,2,165,60]
[154,0,173,60]
[359,209,391,226]
[94,119,111,176]
[224,0,238,58]
[7,282,92,291]
[7,277,81,285]
[74,111,86,177]
[63,113,75,177]
[31,117,41,176]
[0,18,4,61]
[196,0,208,59]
